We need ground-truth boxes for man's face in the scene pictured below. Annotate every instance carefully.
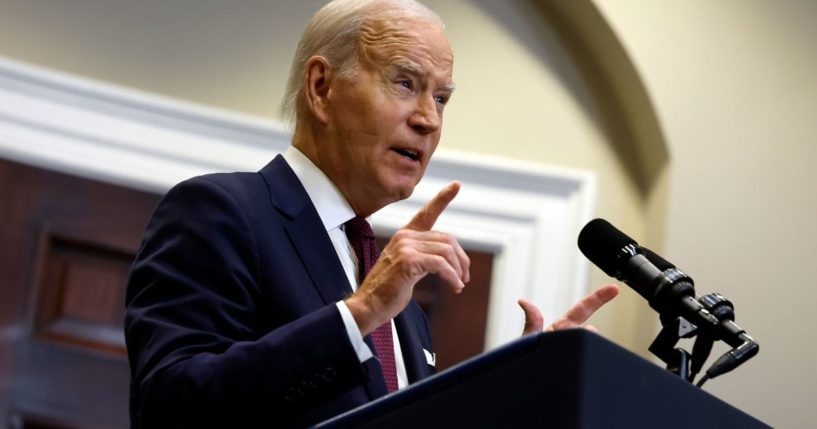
[319,18,454,216]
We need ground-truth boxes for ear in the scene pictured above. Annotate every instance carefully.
[304,56,333,124]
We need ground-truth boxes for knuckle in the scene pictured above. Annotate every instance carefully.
[441,245,456,261]
[396,246,414,261]
[394,235,417,250]
[393,229,409,241]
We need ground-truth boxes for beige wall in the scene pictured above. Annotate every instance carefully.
[596,0,817,426]
[0,0,308,120]
[4,0,811,426]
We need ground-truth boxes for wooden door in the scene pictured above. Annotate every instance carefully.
[0,159,160,428]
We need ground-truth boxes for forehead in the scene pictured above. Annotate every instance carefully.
[358,17,454,81]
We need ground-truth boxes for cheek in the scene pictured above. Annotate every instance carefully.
[428,132,443,152]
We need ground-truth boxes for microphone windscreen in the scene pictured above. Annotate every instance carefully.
[577,218,638,277]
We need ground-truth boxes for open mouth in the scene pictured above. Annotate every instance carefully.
[392,148,420,161]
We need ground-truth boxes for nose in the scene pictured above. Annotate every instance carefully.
[408,94,441,135]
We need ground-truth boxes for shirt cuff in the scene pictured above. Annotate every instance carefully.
[336,301,374,363]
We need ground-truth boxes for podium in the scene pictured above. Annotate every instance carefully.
[315,330,769,428]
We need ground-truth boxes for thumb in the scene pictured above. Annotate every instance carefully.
[405,181,460,231]
[518,298,544,336]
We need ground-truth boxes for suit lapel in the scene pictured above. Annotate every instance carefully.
[259,155,417,399]
[259,155,352,305]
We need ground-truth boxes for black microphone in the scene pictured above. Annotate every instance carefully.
[578,218,758,383]
[577,218,720,331]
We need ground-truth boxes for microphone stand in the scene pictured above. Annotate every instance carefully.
[647,293,758,386]
[648,315,700,381]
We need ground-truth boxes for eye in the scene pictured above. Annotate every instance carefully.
[398,79,413,90]
[434,95,449,105]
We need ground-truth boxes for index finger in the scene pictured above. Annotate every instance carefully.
[562,284,619,325]
[405,181,460,231]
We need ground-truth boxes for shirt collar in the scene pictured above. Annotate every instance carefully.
[282,145,356,231]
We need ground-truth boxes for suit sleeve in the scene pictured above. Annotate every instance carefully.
[124,177,368,428]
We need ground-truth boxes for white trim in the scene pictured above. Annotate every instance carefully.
[0,57,290,194]
[0,57,596,350]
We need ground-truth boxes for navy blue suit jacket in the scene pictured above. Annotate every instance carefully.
[125,155,435,428]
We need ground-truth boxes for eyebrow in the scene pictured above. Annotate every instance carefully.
[393,60,421,76]
[391,60,456,93]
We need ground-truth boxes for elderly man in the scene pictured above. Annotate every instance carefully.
[125,0,618,428]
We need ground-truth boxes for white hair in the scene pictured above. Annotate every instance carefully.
[280,0,444,126]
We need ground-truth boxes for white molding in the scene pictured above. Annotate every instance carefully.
[0,57,290,194]
[0,57,596,350]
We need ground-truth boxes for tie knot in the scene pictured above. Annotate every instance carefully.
[344,216,379,282]
[345,216,374,240]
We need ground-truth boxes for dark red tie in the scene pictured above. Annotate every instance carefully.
[344,216,399,393]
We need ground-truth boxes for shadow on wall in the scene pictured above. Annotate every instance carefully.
[470,0,669,199]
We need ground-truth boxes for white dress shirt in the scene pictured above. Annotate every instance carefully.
[282,146,408,390]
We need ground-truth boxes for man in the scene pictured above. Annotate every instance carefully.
[124,1,618,428]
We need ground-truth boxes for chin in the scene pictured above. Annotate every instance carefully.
[373,172,423,206]
[395,187,414,201]
[376,183,415,208]
[394,177,422,200]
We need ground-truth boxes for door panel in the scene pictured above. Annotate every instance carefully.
[0,159,160,428]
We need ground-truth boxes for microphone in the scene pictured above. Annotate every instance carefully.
[577,218,719,330]
[578,218,758,383]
